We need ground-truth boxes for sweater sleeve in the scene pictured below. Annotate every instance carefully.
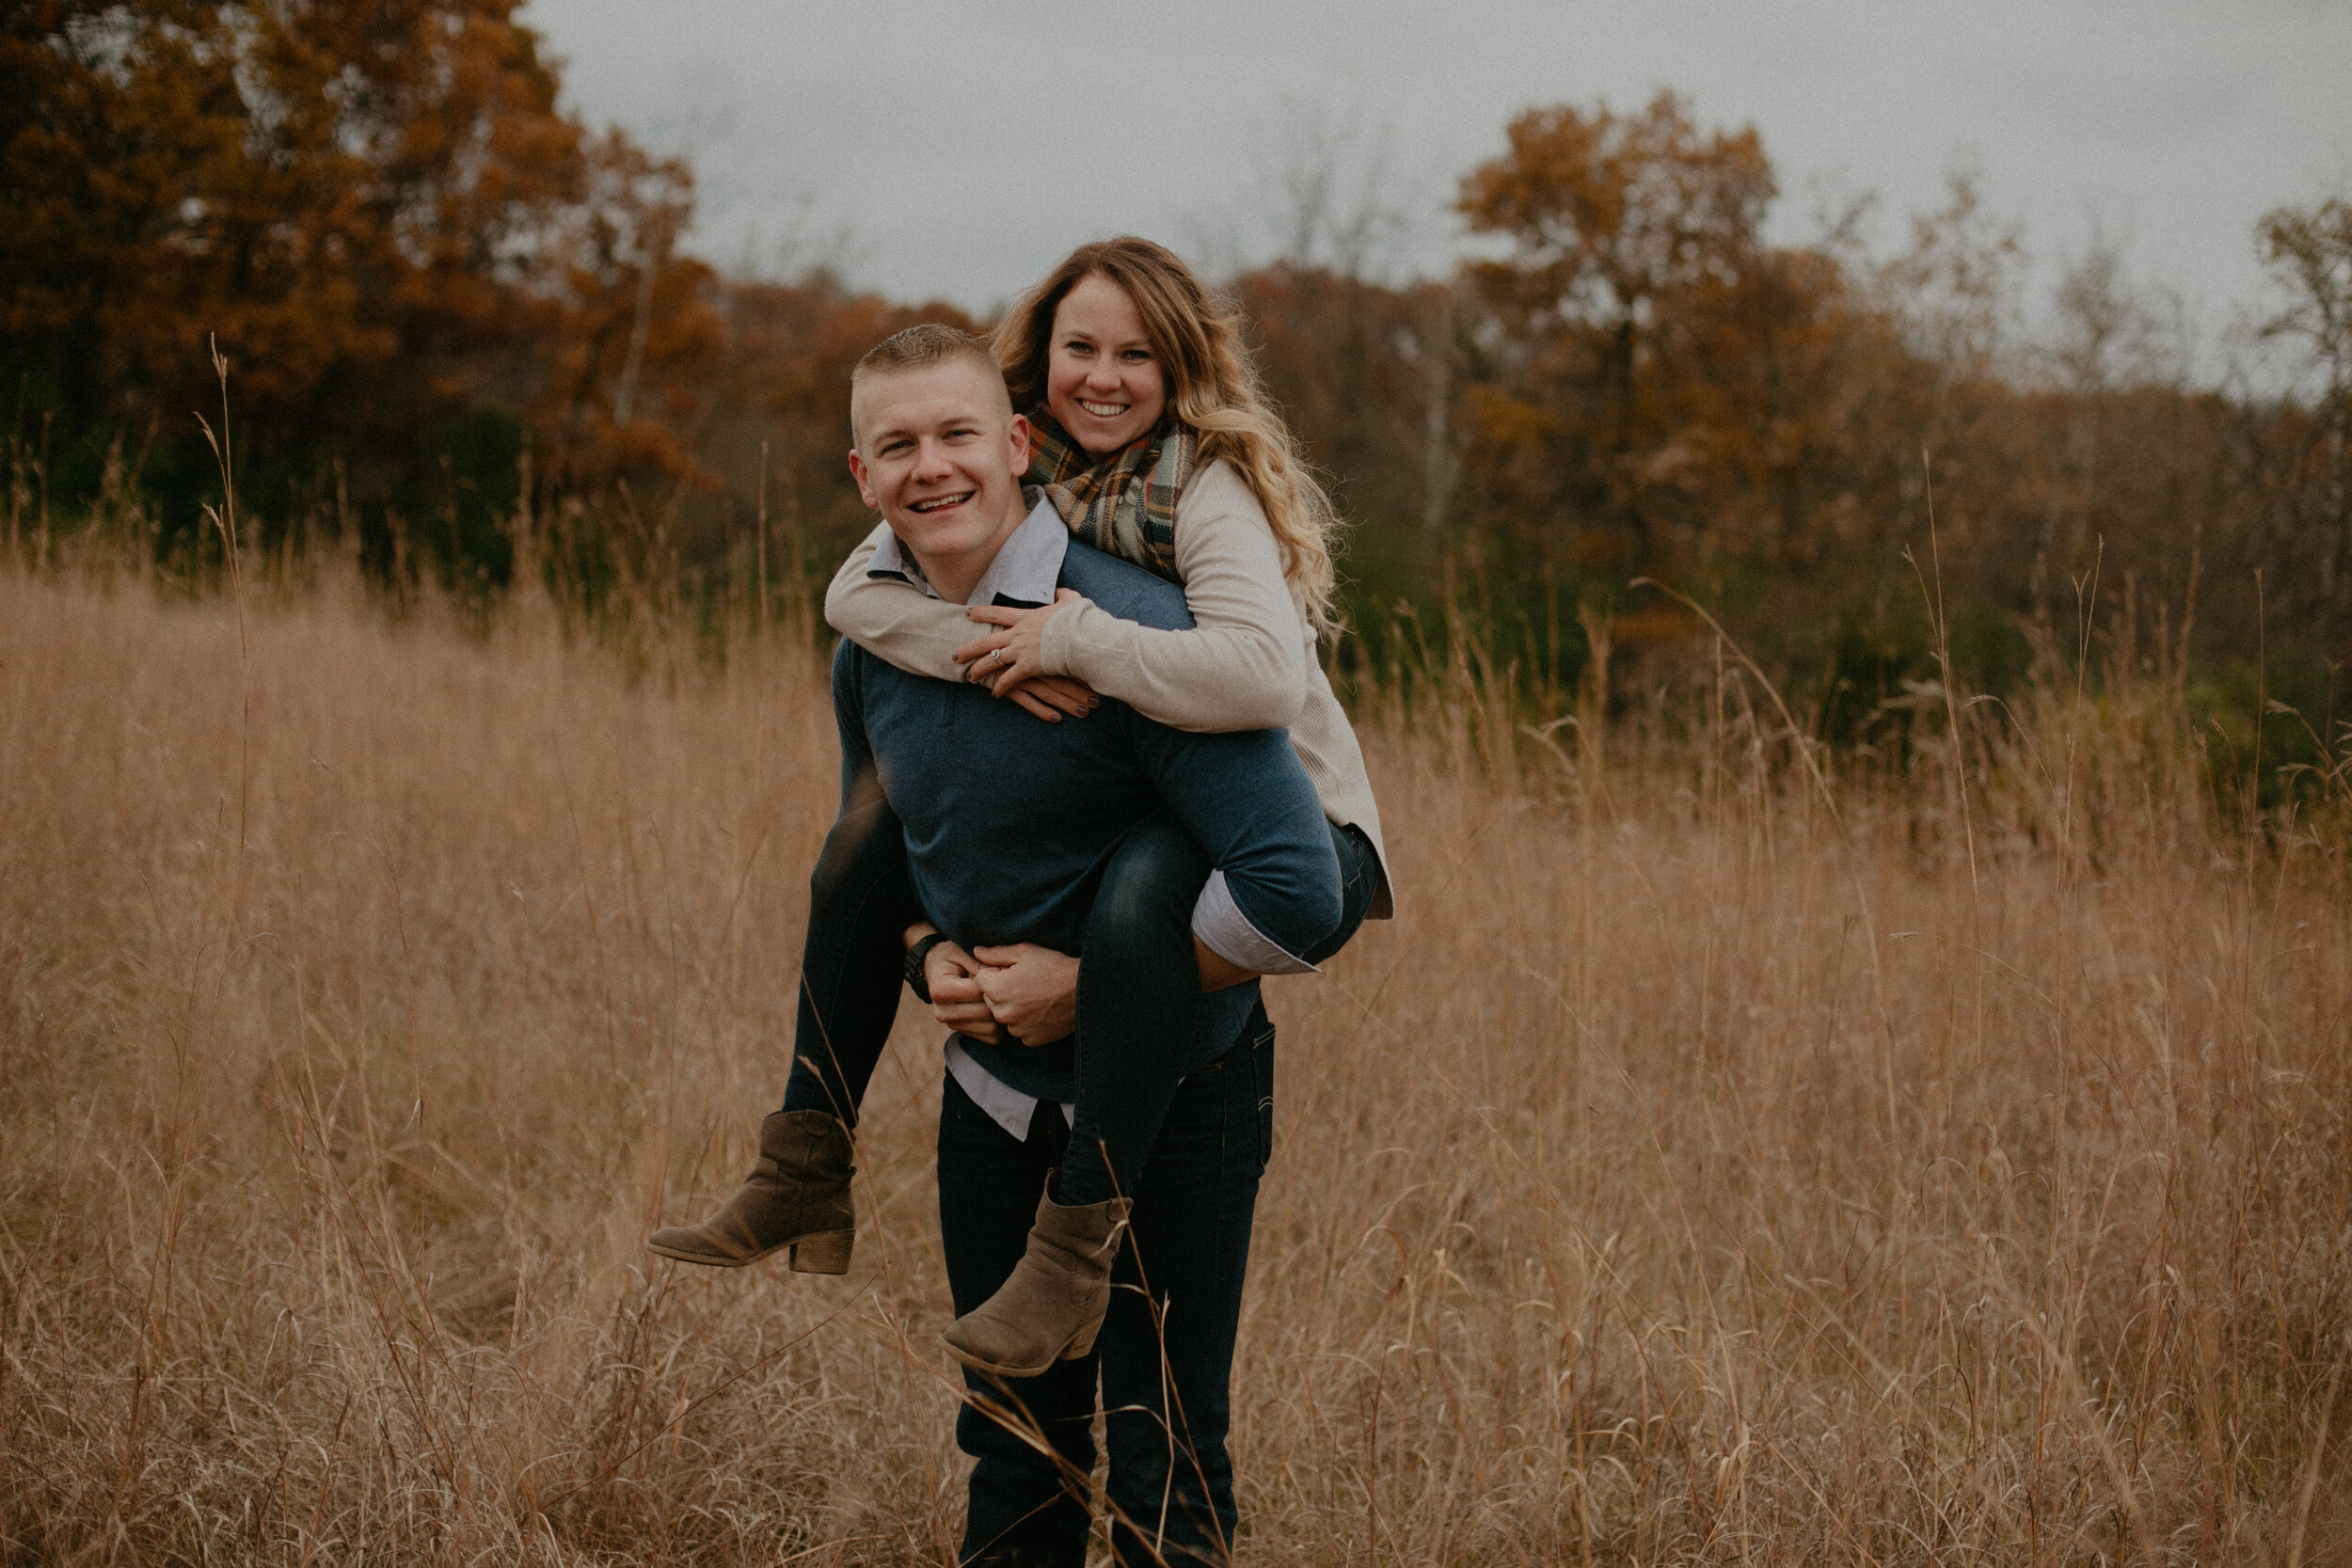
[822,522,970,683]
[1035,463,1310,734]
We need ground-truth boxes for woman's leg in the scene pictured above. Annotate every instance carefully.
[1055,816,1377,1210]
[646,794,916,1270]
[1305,820,1381,965]
[1053,811,1209,1209]
[778,794,922,1126]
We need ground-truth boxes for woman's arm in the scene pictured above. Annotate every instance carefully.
[834,464,1311,734]
[826,528,1093,721]
[825,526,972,682]
[968,463,1310,733]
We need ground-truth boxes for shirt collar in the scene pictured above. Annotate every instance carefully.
[867,485,1067,607]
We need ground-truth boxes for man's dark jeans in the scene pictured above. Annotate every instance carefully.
[939,1014,1277,1567]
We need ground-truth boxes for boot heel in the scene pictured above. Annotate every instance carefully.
[1060,1314,1103,1361]
[787,1229,853,1275]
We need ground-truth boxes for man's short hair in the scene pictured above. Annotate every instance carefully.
[850,325,1010,445]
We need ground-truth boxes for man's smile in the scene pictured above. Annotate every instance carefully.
[909,490,976,514]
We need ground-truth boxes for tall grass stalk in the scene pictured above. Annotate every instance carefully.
[1,542,2345,1564]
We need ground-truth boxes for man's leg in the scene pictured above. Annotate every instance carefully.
[939,1074,1101,1567]
[1097,1010,1276,1566]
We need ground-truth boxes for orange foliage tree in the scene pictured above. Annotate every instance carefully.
[2258,197,2352,637]
[1456,91,1779,574]
[2,0,710,577]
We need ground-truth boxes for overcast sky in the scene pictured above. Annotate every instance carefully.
[525,0,2350,362]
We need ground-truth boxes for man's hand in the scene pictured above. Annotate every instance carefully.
[925,940,1002,1043]
[958,590,1089,700]
[970,942,1080,1045]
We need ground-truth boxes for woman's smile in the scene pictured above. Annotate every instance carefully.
[1046,273,1168,454]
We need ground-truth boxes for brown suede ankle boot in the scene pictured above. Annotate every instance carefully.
[942,1184,1132,1377]
[647,1110,855,1273]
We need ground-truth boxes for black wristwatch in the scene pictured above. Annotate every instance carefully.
[905,932,950,1004]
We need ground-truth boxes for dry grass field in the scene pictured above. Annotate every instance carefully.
[3,554,2347,1565]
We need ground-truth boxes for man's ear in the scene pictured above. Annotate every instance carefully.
[1007,413,1031,474]
[848,448,878,510]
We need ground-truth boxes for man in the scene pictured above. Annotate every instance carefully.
[831,324,1339,1565]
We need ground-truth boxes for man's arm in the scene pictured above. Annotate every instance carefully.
[829,638,880,812]
[1131,722,1343,978]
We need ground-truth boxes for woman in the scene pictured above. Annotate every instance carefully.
[649,238,1391,1557]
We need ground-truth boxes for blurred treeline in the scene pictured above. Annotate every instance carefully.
[7,0,2349,761]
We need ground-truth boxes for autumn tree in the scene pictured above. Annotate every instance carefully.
[1,0,707,578]
[2258,196,2352,631]
[684,276,976,593]
[1454,91,1778,573]
[1233,115,2345,725]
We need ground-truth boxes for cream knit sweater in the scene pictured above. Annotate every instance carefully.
[825,461,1392,918]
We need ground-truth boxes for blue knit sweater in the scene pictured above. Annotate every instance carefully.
[830,534,1341,1101]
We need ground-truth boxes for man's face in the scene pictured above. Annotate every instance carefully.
[849,359,1031,572]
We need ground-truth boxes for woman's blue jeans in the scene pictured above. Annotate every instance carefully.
[938,1014,1277,1566]
[779,801,1376,1204]
[777,791,916,1127]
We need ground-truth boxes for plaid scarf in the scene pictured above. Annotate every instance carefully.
[1025,407,1195,582]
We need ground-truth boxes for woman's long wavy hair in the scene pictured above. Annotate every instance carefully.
[993,237,1342,637]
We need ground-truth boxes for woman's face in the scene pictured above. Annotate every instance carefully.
[1044,274,1168,454]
